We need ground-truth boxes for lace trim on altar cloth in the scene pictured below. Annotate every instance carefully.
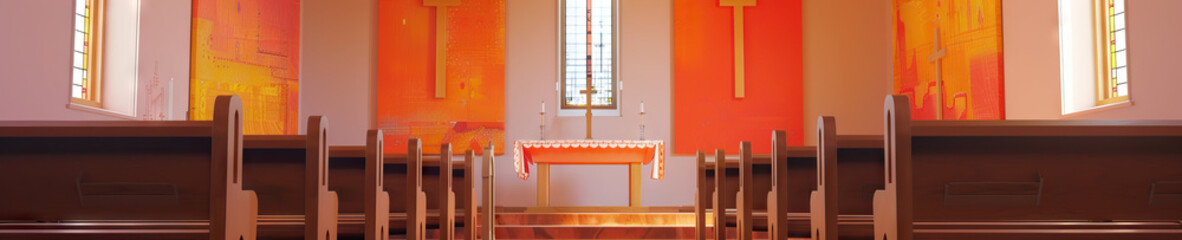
[513,140,665,180]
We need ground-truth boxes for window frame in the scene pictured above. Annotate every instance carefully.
[1093,0,1128,106]
[71,0,105,108]
[558,0,620,110]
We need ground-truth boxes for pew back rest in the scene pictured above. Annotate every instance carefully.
[0,95,254,240]
[882,94,1182,223]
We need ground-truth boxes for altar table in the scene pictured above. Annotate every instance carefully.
[514,140,665,207]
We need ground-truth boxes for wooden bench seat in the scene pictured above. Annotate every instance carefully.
[875,94,1182,240]
[330,142,482,240]
[808,116,885,240]
[241,116,337,240]
[0,95,256,240]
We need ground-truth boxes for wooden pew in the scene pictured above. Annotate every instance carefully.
[481,143,495,240]
[694,151,708,240]
[241,116,337,240]
[806,116,886,240]
[697,133,815,235]
[332,143,473,239]
[736,142,754,240]
[437,144,457,240]
[875,94,1182,240]
[712,149,727,240]
[406,139,428,240]
[321,130,389,240]
[0,95,256,240]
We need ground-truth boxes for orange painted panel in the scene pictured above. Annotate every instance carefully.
[893,0,1005,120]
[376,0,505,155]
[673,0,804,155]
[190,0,300,135]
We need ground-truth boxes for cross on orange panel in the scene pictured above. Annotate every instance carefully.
[928,27,946,120]
[720,0,755,98]
[424,0,460,98]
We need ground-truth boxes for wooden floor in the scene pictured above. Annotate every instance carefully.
[384,207,796,240]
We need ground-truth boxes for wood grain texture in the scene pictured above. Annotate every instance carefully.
[878,94,1182,240]
[365,130,390,240]
[438,144,456,240]
[810,117,838,240]
[407,139,428,240]
[766,130,788,240]
[736,142,753,240]
[0,95,256,240]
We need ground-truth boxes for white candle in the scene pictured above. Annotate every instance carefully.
[541,101,546,112]
[640,101,645,113]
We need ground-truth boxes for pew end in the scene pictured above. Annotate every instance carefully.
[694,151,709,240]
[365,130,390,240]
[810,116,839,240]
[439,144,456,240]
[464,150,478,240]
[766,130,788,240]
[407,139,428,240]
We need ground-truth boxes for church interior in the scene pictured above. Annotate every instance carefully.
[3,0,1182,239]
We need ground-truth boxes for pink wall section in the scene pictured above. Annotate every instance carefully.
[0,0,118,121]
[801,0,893,143]
[0,0,189,121]
[1001,0,1062,120]
[1003,0,1182,120]
[299,0,375,145]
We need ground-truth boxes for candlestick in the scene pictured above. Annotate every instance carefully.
[639,111,646,140]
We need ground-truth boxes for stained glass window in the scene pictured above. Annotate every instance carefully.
[1098,0,1128,104]
[71,0,101,106]
[561,0,616,109]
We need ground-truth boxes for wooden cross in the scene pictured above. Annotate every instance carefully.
[580,86,597,139]
[425,0,460,98]
[721,0,755,98]
[581,0,596,140]
[928,26,946,120]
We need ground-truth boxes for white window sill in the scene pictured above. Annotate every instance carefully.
[1060,100,1133,119]
[67,102,138,120]
[557,108,621,117]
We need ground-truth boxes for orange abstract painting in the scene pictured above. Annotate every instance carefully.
[673,0,803,155]
[190,0,300,134]
[377,0,505,155]
[893,0,1004,120]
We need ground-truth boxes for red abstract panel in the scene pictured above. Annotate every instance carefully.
[190,0,300,134]
[893,0,1004,120]
[377,0,506,155]
[673,0,804,155]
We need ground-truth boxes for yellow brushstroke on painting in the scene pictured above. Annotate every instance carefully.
[896,0,1001,119]
[189,18,296,135]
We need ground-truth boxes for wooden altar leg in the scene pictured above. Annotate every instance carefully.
[537,163,550,207]
[629,163,641,207]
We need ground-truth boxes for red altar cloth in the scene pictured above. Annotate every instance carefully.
[513,140,665,180]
